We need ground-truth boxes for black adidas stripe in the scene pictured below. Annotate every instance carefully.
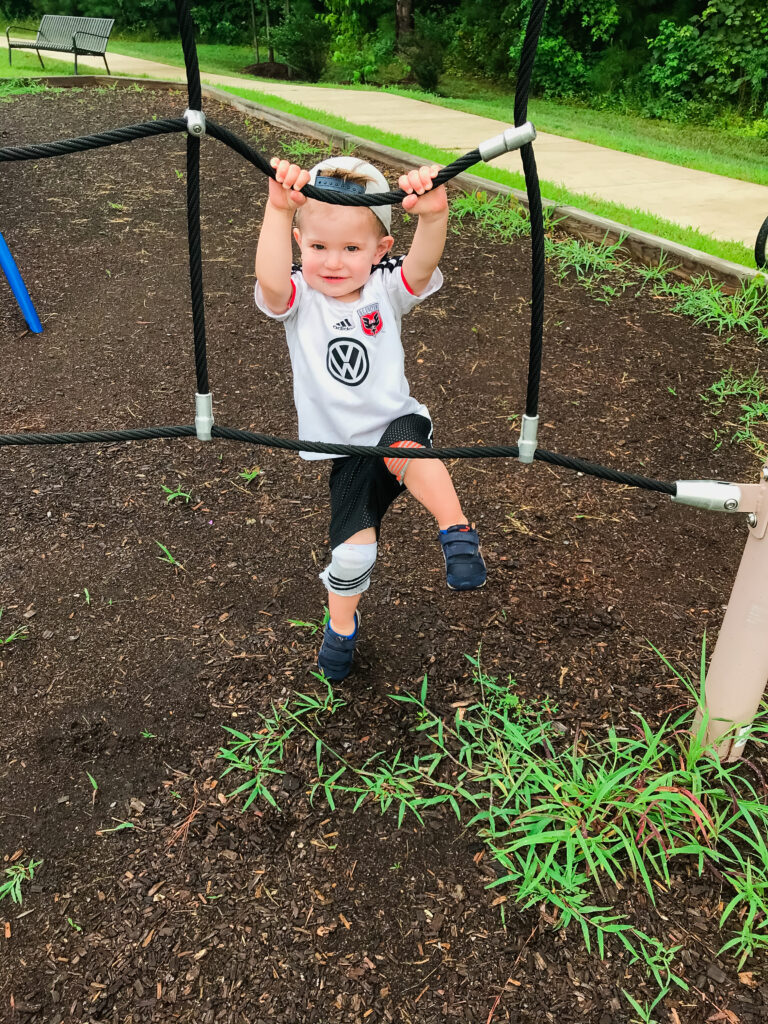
[327,566,373,590]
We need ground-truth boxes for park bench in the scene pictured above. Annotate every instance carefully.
[6,15,115,75]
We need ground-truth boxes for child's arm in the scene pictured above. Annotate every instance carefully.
[254,158,310,314]
[398,165,448,296]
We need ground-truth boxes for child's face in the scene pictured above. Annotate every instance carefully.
[293,201,393,303]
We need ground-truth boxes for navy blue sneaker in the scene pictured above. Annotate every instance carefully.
[439,524,487,591]
[317,613,360,681]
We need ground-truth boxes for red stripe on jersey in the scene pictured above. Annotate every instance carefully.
[400,267,416,295]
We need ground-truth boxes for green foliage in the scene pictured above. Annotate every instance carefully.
[218,644,768,1007]
[0,859,42,905]
[702,368,768,459]
[649,0,768,115]
[271,0,330,82]
[510,33,588,99]
[327,5,396,85]
[399,10,453,93]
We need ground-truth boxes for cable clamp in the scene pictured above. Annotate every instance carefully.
[517,413,538,464]
[478,122,536,162]
[184,109,207,137]
[195,392,214,441]
[672,480,744,513]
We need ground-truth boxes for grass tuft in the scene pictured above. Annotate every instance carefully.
[218,642,768,1013]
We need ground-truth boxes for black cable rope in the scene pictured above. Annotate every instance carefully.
[756,216,768,270]
[0,425,676,495]
[175,0,209,394]
[0,0,687,503]
[513,0,547,418]
[0,118,186,162]
[205,118,483,208]
[0,426,197,445]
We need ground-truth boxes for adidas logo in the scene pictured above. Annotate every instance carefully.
[332,318,354,331]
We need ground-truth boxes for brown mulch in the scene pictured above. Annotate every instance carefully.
[1,84,767,1024]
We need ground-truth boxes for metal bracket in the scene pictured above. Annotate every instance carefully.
[195,392,214,440]
[517,413,539,464]
[672,470,768,537]
[478,122,536,162]
[184,108,207,137]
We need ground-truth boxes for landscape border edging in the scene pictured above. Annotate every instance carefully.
[23,74,768,290]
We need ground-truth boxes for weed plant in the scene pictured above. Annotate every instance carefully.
[0,607,29,645]
[0,859,42,904]
[702,369,768,460]
[218,644,768,1010]
[449,190,768,343]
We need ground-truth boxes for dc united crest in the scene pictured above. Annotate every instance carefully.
[358,302,383,336]
[326,337,369,386]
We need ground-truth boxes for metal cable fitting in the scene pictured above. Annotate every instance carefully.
[478,122,536,162]
[184,108,206,137]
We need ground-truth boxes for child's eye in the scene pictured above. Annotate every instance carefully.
[345,246,359,252]
[311,243,325,250]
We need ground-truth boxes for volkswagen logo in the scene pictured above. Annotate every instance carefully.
[326,337,369,386]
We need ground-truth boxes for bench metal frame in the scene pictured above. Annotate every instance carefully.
[6,15,115,75]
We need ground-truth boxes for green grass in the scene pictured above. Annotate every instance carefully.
[104,38,259,78]
[96,41,768,188]
[702,369,768,460]
[377,78,768,190]
[6,29,768,188]
[2,34,759,266]
[218,644,768,1014]
[0,50,89,79]
[220,82,756,268]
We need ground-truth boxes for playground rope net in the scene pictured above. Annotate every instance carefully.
[0,0,679,500]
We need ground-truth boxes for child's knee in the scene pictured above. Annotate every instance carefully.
[384,439,424,484]
[319,541,378,595]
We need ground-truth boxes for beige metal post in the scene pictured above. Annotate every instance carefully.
[697,467,768,760]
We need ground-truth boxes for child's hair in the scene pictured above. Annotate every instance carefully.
[296,167,388,238]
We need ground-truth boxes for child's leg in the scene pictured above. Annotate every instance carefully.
[386,450,486,591]
[400,458,467,529]
[326,527,376,635]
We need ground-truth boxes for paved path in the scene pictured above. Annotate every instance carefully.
[4,40,768,250]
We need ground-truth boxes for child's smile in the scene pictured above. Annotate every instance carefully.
[294,202,393,304]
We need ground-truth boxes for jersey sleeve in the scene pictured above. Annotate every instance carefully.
[372,256,443,315]
[254,268,305,321]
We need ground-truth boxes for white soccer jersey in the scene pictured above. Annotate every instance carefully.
[255,257,443,460]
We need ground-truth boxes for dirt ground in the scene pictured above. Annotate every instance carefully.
[1,84,767,1024]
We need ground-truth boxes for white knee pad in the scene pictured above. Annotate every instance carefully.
[320,542,377,596]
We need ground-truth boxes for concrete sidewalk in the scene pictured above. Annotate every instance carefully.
[4,39,768,250]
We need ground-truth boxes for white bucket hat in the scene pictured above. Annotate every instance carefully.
[308,156,392,233]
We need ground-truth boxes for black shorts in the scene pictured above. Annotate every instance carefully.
[328,414,433,548]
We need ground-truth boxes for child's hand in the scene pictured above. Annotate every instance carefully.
[398,165,447,217]
[268,157,310,212]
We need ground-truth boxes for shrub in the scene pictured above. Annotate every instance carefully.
[649,1,768,115]
[510,33,588,99]
[271,0,330,82]
[399,11,453,93]
[331,19,395,85]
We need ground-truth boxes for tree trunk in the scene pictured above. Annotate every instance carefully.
[395,0,414,41]
[250,0,259,62]
[265,3,274,63]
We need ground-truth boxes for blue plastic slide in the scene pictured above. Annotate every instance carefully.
[0,230,43,333]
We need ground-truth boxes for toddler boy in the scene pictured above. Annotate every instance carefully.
[254,154,486,680]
